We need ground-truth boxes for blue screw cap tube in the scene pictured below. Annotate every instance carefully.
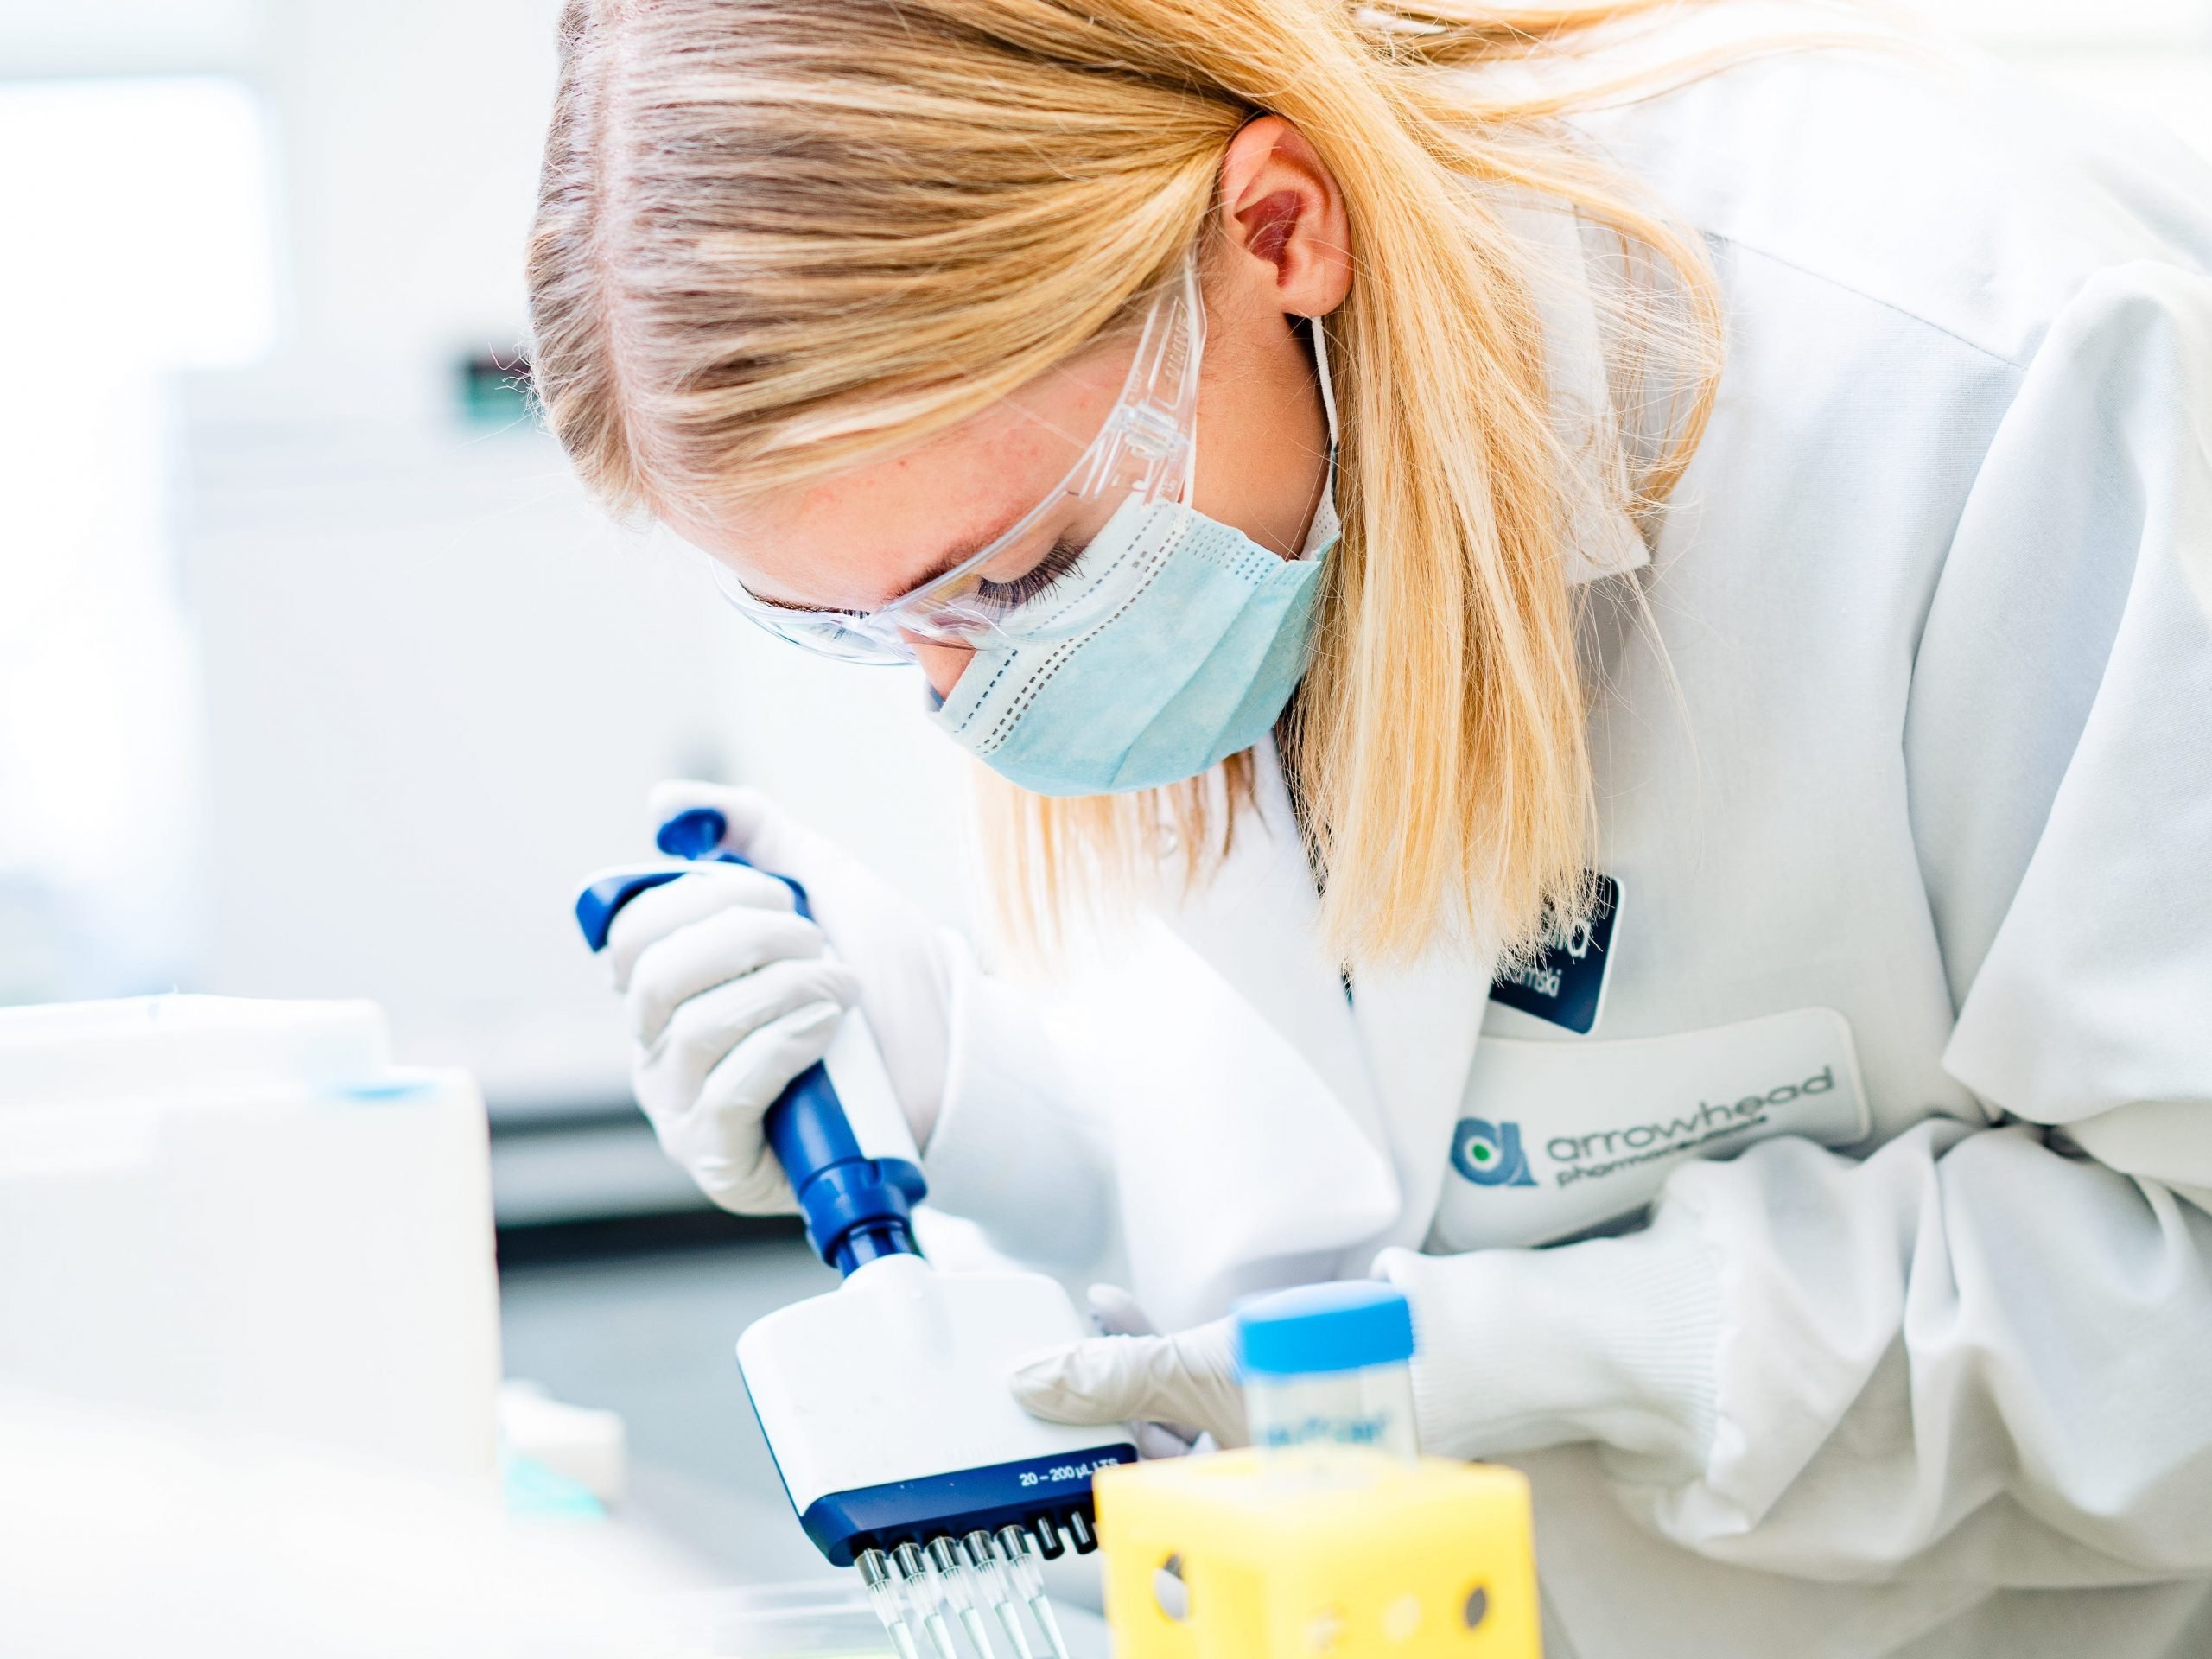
[573,806,925,1274]
[1234,1281,1421,1459]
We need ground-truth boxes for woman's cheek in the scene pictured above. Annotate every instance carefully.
[911,639,976,701]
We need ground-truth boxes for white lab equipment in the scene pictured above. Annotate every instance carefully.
[499,1378,629,1505]
[577,807,1137,1659]
[1235,1282,1420,1462]
[0,1388,683,1659]
[0,995,499,1478]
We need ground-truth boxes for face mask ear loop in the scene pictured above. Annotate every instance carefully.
[1311,314,1341,454]
[1173,245,1206,510]
[1294,315,1341,558]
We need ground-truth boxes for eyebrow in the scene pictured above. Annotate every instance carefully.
[901,510,1027,593]
[747,499,1036,614]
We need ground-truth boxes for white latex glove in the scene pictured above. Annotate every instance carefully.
[606,861,851,1213]
[1009,1286,1248,1458]
[605,782,951,1214]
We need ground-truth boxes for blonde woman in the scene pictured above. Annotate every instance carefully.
[528,1,2212,1652]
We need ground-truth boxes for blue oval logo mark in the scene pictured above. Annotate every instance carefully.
[1452,1117,1536,1187]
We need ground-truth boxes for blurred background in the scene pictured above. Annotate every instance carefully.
[2,0,2208,1586]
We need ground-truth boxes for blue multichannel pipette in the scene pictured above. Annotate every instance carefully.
[575,809,1135,1659]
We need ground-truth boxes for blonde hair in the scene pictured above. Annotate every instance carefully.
[528,0,1726,964]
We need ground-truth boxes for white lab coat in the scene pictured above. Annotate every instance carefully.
[918,13,2212,1657]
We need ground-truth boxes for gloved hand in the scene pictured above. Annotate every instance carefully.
[604,781,954,1213]
[1009,1287,1247,1459]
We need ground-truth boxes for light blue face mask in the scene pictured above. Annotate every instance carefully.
[928,494,1336,796]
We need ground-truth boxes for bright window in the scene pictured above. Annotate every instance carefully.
[0,77,274,1001]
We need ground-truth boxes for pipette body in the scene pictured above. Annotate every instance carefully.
[575,810,1130,1659]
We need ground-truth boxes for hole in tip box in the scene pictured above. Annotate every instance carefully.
[1153,1554,1191,1622]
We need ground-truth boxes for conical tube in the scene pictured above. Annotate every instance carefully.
[963,1530,1034,1659]
[857,1548,923,1659]
[993,1525,1071,1659]
[892,1541,962,1659]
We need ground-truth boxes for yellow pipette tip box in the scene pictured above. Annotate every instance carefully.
[1096,1451,1540,1658]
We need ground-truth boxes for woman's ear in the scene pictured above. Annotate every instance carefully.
[1216,116,1353,321]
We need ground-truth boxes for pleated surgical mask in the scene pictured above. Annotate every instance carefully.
[928,488,1335,795]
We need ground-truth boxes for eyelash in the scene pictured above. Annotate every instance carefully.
[973,537,1086,610]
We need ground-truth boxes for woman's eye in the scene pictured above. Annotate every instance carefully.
[972,537,1086,611]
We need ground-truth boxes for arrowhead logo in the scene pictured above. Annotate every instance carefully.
[1451,1117,1537,1188]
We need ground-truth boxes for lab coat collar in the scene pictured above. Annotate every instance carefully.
[1156,740,1496,1268]
[1306,200,1645,589]
[1512,197,1654,588]
[1306,199,1649,592]
[1346,936,1497,1255]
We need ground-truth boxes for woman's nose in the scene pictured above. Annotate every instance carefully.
[909,637,975,701]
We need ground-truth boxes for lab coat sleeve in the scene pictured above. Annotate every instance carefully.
[915,935,1119,1276]
[1381,262,2212,1582]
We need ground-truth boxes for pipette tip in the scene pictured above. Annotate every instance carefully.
[918,1609,960,1659]
[990,1599,1037,1659]
[926,1535,1000,1659]
[857,1548,925,1659]
[957,1604,1001,1658]
[890,1541,963,1659]
[963,1530,1034,1659]
[987,1525,1073,1659]
[1026,1593,1073,1659]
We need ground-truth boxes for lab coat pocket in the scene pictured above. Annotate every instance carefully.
[1429,1007,1870,1251]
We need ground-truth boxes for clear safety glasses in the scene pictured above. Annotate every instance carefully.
[706,250,1205,664]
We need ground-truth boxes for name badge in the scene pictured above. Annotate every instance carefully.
[1431,1007,1870,1251]
[1487,874,1618,1034]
